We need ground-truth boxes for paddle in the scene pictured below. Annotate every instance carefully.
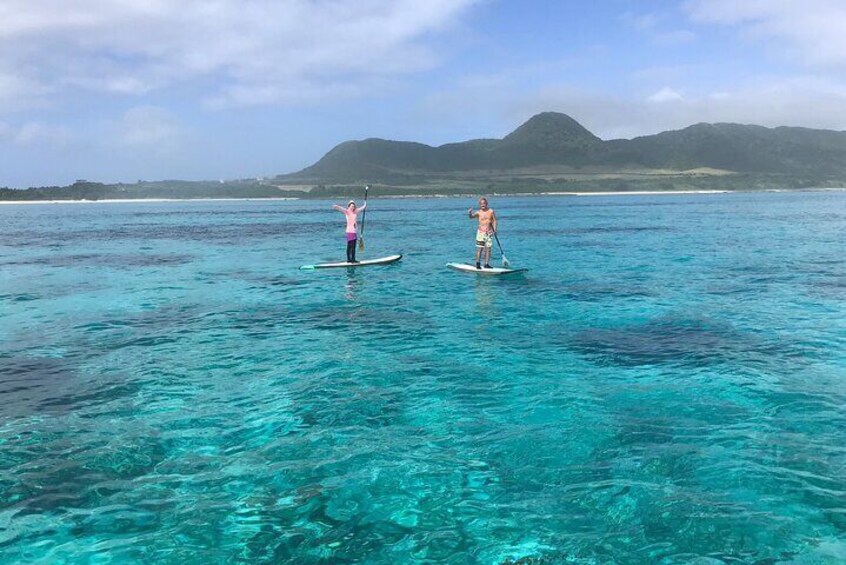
[358,185,368,252]
[493,230,511,268]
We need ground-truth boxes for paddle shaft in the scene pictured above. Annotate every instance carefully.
[493,230,510,267]
[358,185,368,251]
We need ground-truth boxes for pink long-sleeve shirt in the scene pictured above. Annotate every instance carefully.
[333,203,366,234]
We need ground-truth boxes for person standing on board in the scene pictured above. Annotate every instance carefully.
[467,197,497,269]
[333,200,366,263]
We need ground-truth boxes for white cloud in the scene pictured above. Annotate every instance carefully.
[0,72,50,111]
[0,0,480,110]
[12,122,74,146]
[647,87,684,103]
[623,11,697,46]
[626,12,661,32]
[685,0,846,67]
[654,29,697,45]
[118,106,183,149]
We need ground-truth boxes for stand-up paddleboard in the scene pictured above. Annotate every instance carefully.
[300,254,402,270]
[446,262,527,276]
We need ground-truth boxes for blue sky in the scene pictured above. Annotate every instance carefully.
[1,0,845,187]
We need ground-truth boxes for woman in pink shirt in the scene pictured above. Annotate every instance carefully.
[332,200,366,263]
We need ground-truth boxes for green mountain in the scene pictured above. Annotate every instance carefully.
[283,112,846,185]
[502,112,601,147]
[611,122,846,175]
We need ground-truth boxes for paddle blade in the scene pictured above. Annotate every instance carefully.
[501,255,510,268]
[358,237,365,251]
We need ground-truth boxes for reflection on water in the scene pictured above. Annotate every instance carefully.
[344,267,359,301]
[474,276,497,316]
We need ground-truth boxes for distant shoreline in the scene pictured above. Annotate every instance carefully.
[1,187,844,205]
[0,197,302,205]
[538,190,731,196]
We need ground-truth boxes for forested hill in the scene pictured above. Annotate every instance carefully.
[284,112,846,183]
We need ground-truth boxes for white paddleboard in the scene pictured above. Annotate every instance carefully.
[446,262,528,276]
[300,254,402,270]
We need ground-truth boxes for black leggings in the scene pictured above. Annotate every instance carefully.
[346,239,357,262]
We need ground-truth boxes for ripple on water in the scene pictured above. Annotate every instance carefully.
[2,194,846,563]
[0,293,40,302]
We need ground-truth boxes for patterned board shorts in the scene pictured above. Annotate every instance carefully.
[475,230,493,248]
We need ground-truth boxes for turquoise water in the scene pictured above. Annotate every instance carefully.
[1,192,845,564]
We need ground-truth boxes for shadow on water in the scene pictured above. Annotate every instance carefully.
[0,352,149,421]
[263,275,312,288]
[562,315,809,369]
[6,220,332,246]
[1,252,194,269]
[0,356,71,417]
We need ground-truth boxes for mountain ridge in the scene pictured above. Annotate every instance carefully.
[284,112,846,183]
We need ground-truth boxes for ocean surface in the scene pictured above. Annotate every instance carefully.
[1,191,845,564]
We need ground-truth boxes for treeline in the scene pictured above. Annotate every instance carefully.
[304,173,838,197]
[1,173,839,202]
[0,180,307,201]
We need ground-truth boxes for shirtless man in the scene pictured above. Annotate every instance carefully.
[467,197,497,269]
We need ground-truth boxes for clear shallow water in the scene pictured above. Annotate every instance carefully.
[1,192,845,564]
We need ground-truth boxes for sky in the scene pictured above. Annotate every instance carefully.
[2,0,846,187]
